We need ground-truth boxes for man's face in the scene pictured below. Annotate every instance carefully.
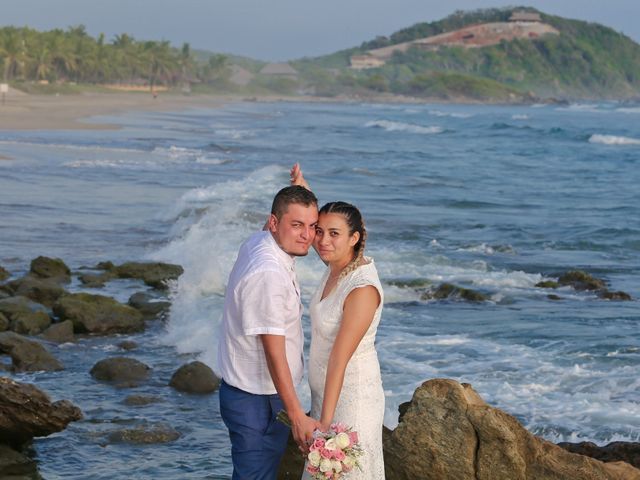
[269,203,318,256]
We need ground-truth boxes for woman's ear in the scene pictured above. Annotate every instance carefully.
[349,231,360,247]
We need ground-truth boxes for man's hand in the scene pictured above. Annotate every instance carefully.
[290,163,311,190]
[289,410,320,451]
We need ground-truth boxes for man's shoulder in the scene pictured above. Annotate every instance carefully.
[238,232,287,276]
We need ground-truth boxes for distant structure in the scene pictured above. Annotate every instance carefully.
[350,55,386,70]
[259,63,299,80]
[350,15,557,69]
[229,65,255,86]
[509,11,542,23]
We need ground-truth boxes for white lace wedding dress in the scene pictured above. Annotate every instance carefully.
[302,259,385,479]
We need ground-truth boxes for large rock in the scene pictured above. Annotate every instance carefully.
[53,293,144,335]
[0,444,40,479]
[558,441,640,470]
[0,297,51,335]
[40,320,74,344]
[0,376,82,447]
[169,361,220,394]
[0,332,63,372]
[0,312,8,332]
[382,379,640,480]
[106,423,180,444]
[0,265,9,282]
[29,257,71,284]
[112,262,184,289]
[421,283,488,302]
[6,276,67,308]
[128,292,171,319]
[90,357,151,388]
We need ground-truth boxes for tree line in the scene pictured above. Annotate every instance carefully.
[0,25,229,88]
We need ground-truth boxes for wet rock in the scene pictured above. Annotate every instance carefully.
[128,292,171,319]
[39,320,74,344]
[169,361,220,394]
[0,376,82,447]
[123,394,162,406]
[113,262,184,289]
[90,357,151,387]
[558,441,640,470]
[278,432,305,479]
[382,378,639,480]
[536,280,560,289]
[598,290,632,301]
[0,313,8,332]
[117,340,138,351]
[78,272,110,288]
[558,270,606,291]
[0,265,9,282]
[29,257,71,284]
[0,297,51,335]
[106,422,180,444]
[53,293,144,335]
[547,294,563,301]
[421,283,488,302]
[96,261,115,271]
[0,332,64,372]
[0,444,41,479]
[6,276,66,308]
[387,278,432,289]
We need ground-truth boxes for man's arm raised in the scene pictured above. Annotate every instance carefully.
[261,334,319,449]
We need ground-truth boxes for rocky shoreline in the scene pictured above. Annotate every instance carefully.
[0,256,637,478]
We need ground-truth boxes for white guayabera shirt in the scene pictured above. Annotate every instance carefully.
[217,230,304,395]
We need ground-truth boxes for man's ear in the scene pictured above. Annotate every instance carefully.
[268,214,278,233]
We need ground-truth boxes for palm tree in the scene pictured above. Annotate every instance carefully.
[0,28,27,82]
[142,40,177,91]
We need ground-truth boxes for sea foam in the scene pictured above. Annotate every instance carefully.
[589,134,640,145]
[365,120,444,134]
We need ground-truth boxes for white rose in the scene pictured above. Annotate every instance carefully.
[319,458,333,473]
[343,456,356,469]
[331,460,343,473]
[335,432,350,449]
[325,438,337,450]
[307,450,321,467]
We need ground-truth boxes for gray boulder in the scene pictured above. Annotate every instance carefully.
[128,292,171,319]
[0,313,8,332]
[7,276,66,307]
[169,361,220,394]
[53,293,143,335]
[29,257,71,284]
[112,262,184,289]
[0,444,41,479]
[90,357,151,388]
[0,332,64,372]
[123,394,161,406]
[0,265,9,282]
[106,422,180,444]
[0,376,82,447]
[0,297,51,335]
[40,320,74,344]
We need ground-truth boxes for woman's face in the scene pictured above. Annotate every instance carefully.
[313,212,360,264]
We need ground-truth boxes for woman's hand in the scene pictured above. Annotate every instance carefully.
[290,163,311,190]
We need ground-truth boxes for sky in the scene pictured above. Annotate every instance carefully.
[2,0,640,61]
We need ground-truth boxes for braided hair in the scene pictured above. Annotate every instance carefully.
[318,201,367,279]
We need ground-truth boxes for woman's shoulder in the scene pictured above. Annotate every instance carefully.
[345,257,382,289]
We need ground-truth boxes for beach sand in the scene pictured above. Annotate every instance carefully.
[0,91,232,131]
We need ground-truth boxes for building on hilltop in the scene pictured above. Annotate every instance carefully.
[509,11,542,23]
[259,63,299,80]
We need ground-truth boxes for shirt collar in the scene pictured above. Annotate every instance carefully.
[265,231,296,271]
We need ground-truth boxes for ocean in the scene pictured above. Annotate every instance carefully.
[1,100,639,479]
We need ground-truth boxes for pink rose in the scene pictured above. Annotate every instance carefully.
[312,437,326,450]
[331,422,347,433]
[348,431,359,445]
[333,449,346,461]
[306,465,319,475]
[320,448,333,459]
[324,473,332,479]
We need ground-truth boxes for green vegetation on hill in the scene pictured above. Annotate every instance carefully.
[298,6,640,100]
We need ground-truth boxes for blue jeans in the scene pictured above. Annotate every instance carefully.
[219,380,290,480]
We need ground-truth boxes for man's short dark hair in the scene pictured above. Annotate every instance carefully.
[271,186,318,219]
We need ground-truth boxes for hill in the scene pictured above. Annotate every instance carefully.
[293,7,640,101]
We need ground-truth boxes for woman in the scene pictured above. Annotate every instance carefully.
[292,165,385,479]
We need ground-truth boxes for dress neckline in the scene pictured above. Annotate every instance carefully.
[318,258,373,303]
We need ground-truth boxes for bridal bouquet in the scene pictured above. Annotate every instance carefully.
[304,423,363,479]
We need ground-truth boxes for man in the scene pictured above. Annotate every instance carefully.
[218,185,320,479]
